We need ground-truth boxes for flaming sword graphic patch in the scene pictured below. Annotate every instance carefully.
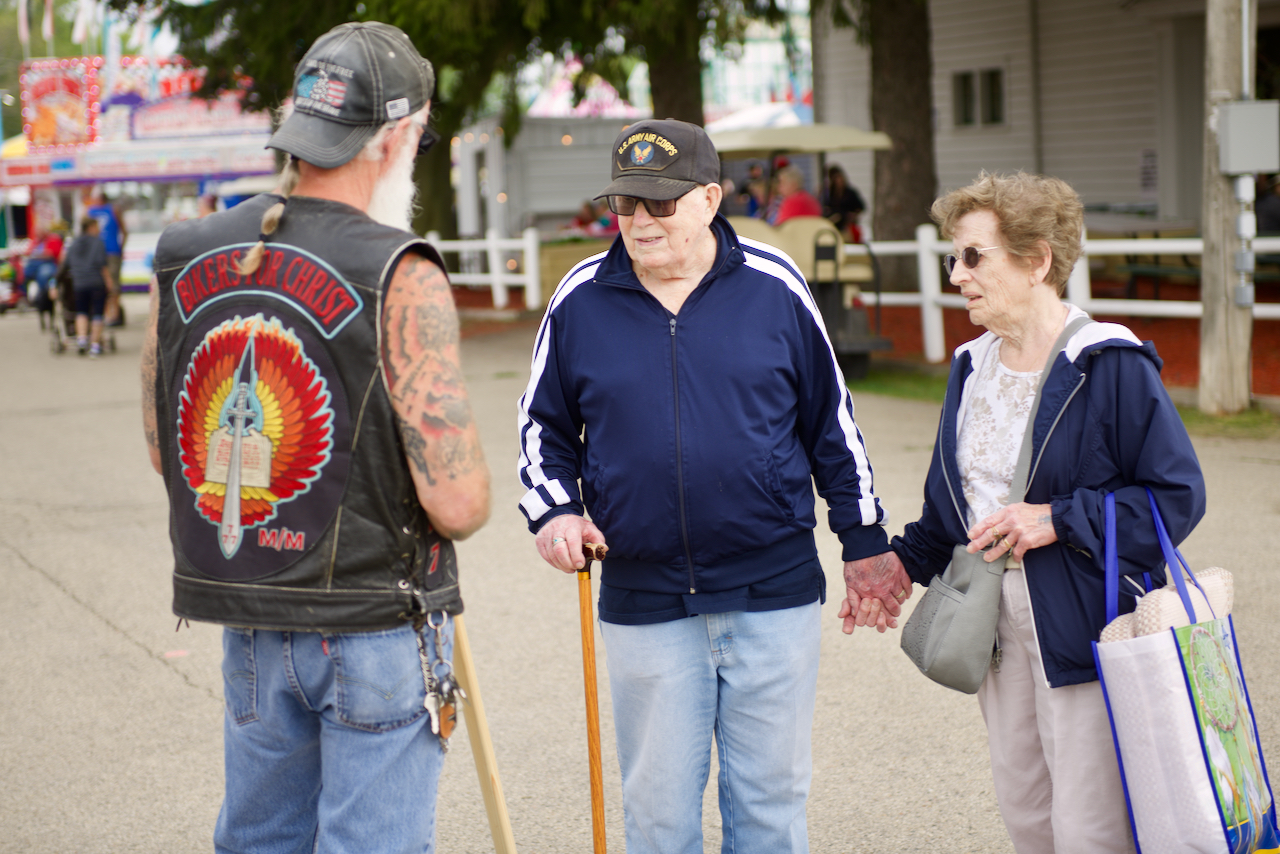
[175,314,335,558]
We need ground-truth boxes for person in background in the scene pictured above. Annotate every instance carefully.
[822,165,866,243]
[769,166,822,226]
[573,200,601,230]
[1255,175,1280,265]
[83,185,128,327]
[847,171,1205,854]
[64,215,113,357]
[24,221,65,329]
[737,162,767,217]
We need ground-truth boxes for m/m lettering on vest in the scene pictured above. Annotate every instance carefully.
[258,527,306,552]
[174,244,361,338]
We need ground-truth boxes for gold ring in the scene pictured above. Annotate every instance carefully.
[894,591,906,600]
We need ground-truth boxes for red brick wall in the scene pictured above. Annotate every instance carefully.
[868,304,1280,396]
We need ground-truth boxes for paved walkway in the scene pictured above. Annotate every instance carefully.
[1,295,1276,853]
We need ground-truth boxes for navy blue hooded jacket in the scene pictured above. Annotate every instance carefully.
[518,215,889,599]
[892,311,1206,688]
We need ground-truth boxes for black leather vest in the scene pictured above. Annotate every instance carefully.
[153,193,461,631]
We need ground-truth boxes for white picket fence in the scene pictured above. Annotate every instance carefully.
[864,225,1280,363]
[425,227,542,311]
[420,223,1279,363]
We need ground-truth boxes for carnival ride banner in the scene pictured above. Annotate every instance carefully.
[20,57,102,150]
[102,57,270,142]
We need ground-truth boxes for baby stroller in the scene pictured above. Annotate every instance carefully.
[24,256,59,331]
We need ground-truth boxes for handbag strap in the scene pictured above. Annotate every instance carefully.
[1103,487,1212,624]
[1007,313,1094,504]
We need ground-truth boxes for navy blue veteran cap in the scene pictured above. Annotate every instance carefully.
[595,119,721,201]
[268,22,435,169]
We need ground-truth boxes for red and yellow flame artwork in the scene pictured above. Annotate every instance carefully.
[176,314,335,528]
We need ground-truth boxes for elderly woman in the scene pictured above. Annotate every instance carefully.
[519,119,898,854]
[848,172,1206,853]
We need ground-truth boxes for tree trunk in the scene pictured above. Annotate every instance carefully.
[641,11,705,125]
[413,143,457,240]
[868,0,937,289]
[1199,0,1255,414]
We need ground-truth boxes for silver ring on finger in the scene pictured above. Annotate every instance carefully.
[551,537,565,545]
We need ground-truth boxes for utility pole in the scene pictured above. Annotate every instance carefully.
[1199,0,1257,414]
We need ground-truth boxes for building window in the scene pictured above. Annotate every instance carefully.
[953,68,1005,128]
[953,72,976,127]
[980,68,1004,125]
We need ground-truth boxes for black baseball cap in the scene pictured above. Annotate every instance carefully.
[268,22,435,169]
[595,119,721,201]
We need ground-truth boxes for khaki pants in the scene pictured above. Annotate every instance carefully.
[105,254,122,322]
[977,568,1135,854]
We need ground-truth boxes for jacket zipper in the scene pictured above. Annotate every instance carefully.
[1020,370,1087,688]
[670,317,697,593]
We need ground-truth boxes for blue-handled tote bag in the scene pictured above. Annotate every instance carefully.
[1094,489,1279,854]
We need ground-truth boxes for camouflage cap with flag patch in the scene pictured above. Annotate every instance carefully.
[268,22,435,169]
[595,118,722,202]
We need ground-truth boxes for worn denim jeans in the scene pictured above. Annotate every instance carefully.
[214,620,452,854]
[599,601,821,854]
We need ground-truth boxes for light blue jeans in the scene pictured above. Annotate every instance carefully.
[215,620,451,854]
[600,601,821,854]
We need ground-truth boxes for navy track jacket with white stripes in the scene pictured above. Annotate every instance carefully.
[517,215,889,597]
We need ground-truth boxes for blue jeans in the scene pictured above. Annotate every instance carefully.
[215,620,452,854]
[600,602,821,854]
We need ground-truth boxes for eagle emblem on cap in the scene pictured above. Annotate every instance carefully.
[630,143,654,166]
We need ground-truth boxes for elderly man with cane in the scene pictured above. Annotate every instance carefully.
[518,118,910,854]
[141,22,490,853]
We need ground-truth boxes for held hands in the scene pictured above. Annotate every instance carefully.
[838,550,914,634]
[966,502,1058,563]
[536,515,607,573]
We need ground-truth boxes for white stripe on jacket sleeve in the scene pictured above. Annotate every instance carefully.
[740,245,887,526]
[516,255,604,524]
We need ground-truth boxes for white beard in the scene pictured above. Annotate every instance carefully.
[366,136,418,231]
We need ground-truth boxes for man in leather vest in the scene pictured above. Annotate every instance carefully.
[140,22,490,854]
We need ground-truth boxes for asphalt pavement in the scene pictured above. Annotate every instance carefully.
[1,294,1277,853]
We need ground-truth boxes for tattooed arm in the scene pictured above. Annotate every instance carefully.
[141,277,163,474]
[383,252,491,541]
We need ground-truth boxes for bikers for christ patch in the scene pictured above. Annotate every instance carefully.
[173,312,350,580]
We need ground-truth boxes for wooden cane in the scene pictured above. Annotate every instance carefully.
[451,614,518,854]
[579,542,609,854]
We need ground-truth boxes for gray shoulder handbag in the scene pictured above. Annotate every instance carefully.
[899,314,1092,694]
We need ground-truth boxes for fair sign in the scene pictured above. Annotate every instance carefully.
[20,57,103,151]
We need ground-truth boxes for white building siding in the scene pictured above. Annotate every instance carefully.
[931,0,1038,191]
[813,0,1178,230]
[1036,0,1159,208]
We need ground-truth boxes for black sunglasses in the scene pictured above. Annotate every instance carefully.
[414,124,441,156]
[605,193,687,218]
[943,245,1004,276]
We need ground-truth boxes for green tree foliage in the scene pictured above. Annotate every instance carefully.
[100,0,785,233]
[570,0,785,125]
[0,0,84,143]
